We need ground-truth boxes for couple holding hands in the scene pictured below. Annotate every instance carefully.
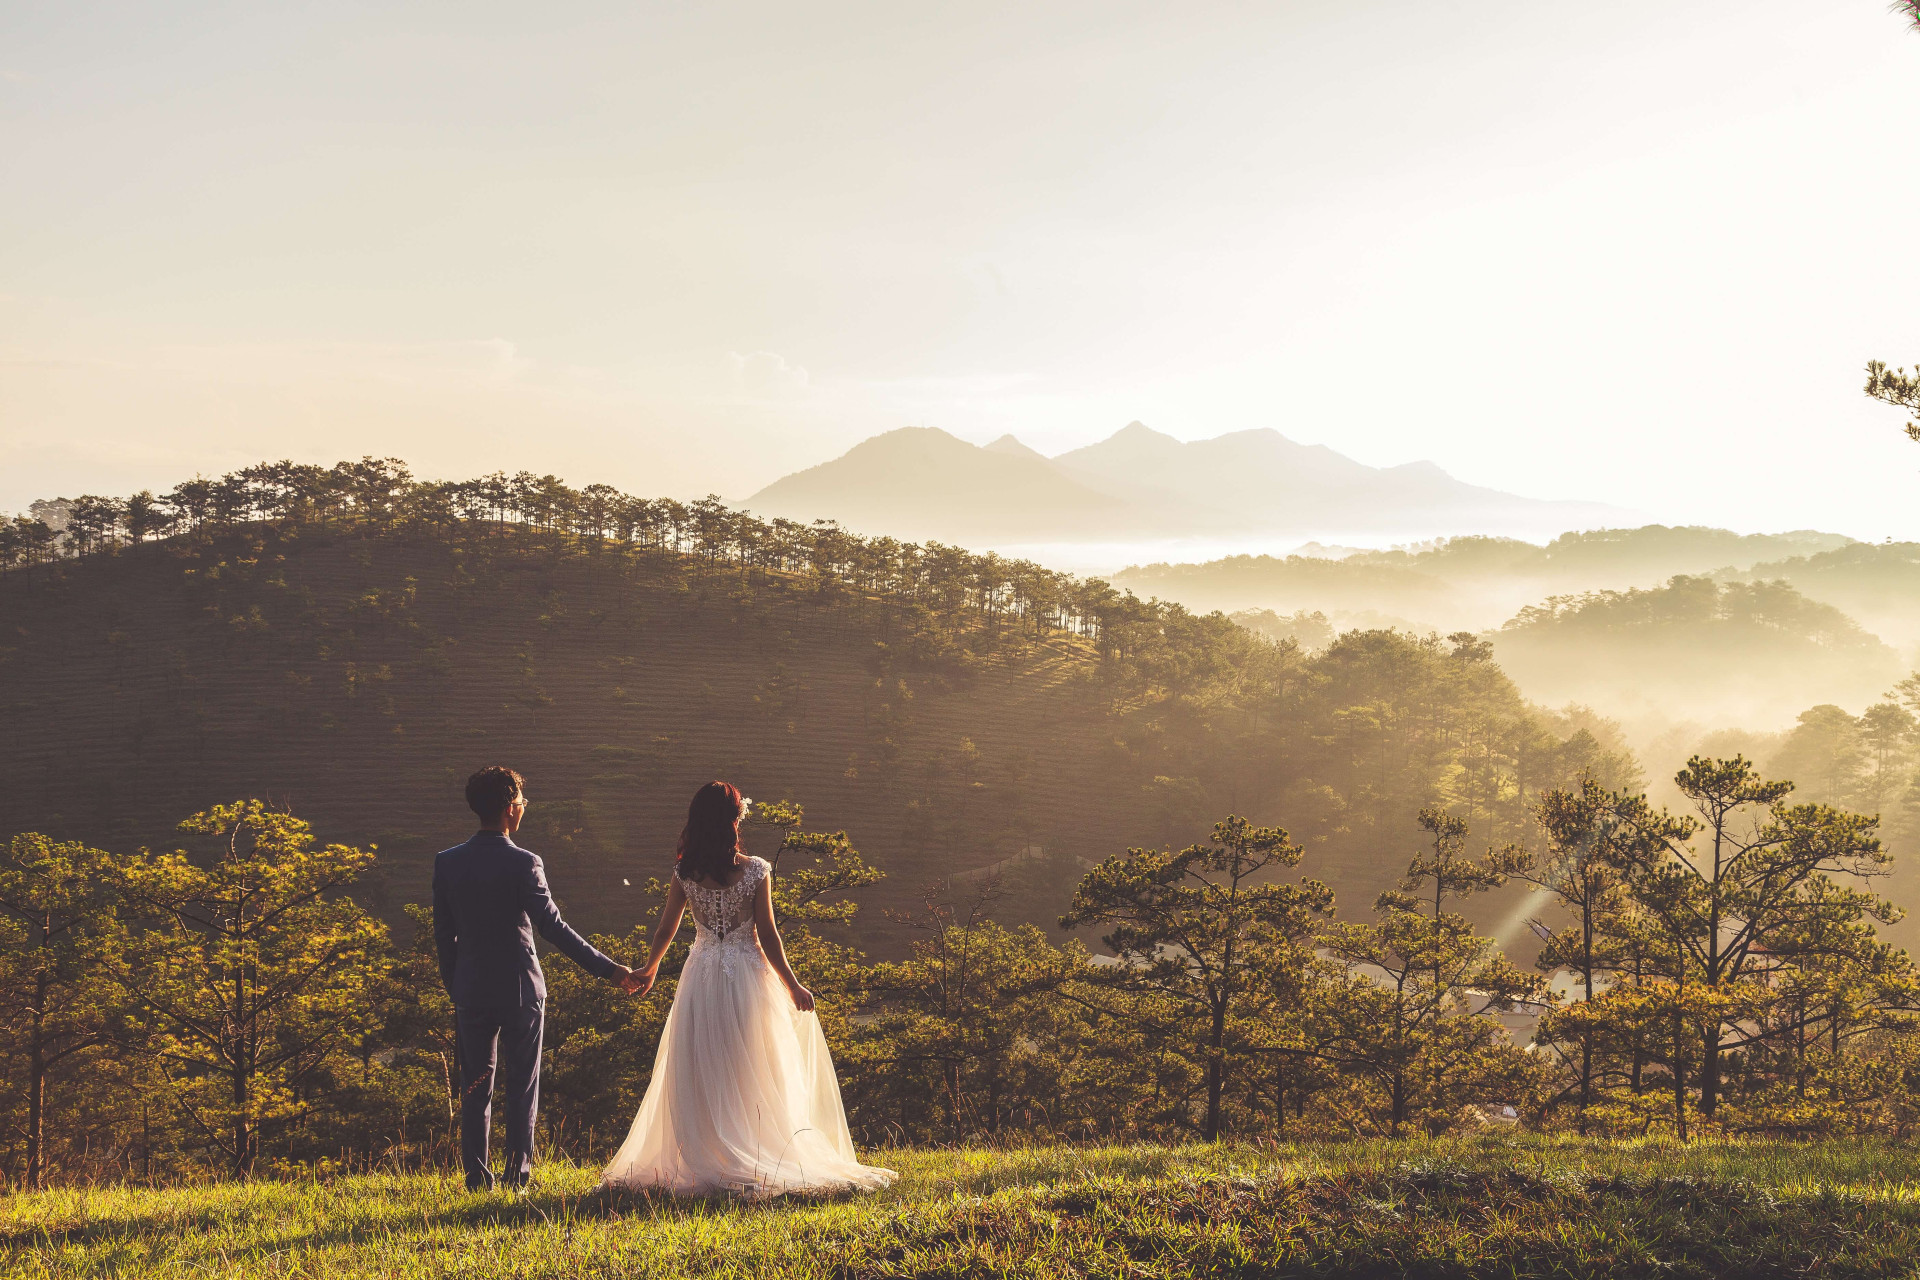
[433,766,895,1197]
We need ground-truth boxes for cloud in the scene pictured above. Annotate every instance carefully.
[724,350,811,397]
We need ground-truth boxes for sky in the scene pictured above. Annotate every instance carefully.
[4,1,1919,539]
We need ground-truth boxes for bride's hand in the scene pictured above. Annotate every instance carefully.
[788,981,815,1012]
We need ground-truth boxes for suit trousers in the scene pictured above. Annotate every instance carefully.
[455,1001,544,1191]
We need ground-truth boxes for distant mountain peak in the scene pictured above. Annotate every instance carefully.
[858,425,964,450]
[745,423,1119,541]
[1107,420,1179,446]
[984,433,1048,462]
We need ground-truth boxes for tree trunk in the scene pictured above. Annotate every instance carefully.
[234,960,255,1176]
[1698,1024,1721,1118]
[1578,897,1595,1135]
[1671,1008,1688,1143]
[1577,1036,1592,1137]
[234,1055,253,1176]
[944,1058,962,1142]
[1204,1056,1223,1141]
[27,972,47,1191]
[1204,999,1226,1141]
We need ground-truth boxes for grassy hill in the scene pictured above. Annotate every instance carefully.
[7,1139,1917,1278]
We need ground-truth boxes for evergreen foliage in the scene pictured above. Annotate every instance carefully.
[1867,359,1920,439]
[115,802,388,1176]
[1061,816,1332,1141]
[3,755,1917,1184]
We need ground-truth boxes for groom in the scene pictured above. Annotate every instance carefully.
[434,766,637,1191]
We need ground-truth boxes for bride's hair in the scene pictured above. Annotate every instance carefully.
[676,781,746,884]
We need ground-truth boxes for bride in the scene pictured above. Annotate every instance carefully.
[601,781,897,1196]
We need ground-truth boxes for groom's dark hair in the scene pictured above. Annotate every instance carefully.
[466,766,525,824]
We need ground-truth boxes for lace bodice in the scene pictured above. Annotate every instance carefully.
[680,856,769,979]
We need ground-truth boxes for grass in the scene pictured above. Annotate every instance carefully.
[7,1138,1920,1278]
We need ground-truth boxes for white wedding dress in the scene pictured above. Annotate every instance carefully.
[600,856,897,1196]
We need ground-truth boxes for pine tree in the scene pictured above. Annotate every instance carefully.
[115,801,387,1175]
[859,883,1084,1142]
[1610,757,1893,1123]
[1317,811,1541,1135]
[1061,815,1333,1140]
[0,835,127,1188]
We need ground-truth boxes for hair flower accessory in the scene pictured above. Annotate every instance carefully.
[739,795,754,820]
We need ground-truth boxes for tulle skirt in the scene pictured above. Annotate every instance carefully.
[599,938,897,1197]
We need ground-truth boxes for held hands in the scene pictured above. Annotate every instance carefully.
[616,965,654,997]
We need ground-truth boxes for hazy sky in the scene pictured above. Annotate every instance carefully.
[4,1,1918,537]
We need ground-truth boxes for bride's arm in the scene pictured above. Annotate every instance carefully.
[633,877,689,998]
[752,876,816,1012]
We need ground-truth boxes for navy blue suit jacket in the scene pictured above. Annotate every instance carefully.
[432,831,620,1008]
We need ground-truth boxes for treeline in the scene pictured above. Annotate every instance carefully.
[1489,575,1905,730]
[1502,575,1882,650]
[1109,528,1857,622]
[5,756,1917,1189]
[1348,526,1848,582]
[1758,687,1920,822]
[1,458,1158,657]
[1722,541,1920,650]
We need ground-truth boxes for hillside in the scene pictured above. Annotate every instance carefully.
[0,535,1136,951]
[0,472,1629,956]
[1490,575,1904,728]
[1114,526,1856,633]
[744,422,1628,544]
[1720,540,1920,651]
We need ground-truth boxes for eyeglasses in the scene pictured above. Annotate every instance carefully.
[510,797,529,810]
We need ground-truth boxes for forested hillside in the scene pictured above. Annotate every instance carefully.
[0,459,1633,949]
[1113,526,1854,635]
[1720,540,1920,649]
[1491,576,1904,729]
[1117,531,1908,733]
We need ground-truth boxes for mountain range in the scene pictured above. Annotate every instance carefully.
[744,423,1631,545]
